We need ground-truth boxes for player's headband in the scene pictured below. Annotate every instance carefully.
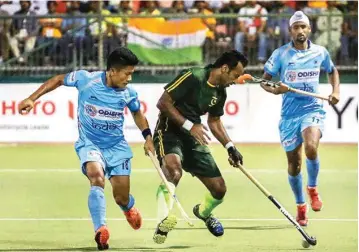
[289,11,310,27]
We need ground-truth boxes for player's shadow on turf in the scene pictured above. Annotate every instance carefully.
[1,245,192,251]
[177,225,292,231]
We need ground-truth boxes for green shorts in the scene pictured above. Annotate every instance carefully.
[153,120,221,178]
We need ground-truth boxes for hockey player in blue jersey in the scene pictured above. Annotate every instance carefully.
[18,47,155,250]
[261,11,340,226]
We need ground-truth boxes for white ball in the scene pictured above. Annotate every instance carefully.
[302,239,311,248]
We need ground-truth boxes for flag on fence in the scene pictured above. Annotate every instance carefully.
[127,18,208,65]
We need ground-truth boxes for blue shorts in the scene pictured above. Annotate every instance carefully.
[279,111,325,152]
[75,138,133,179]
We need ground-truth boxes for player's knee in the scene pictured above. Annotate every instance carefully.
[86,162,105,188]
[210,182,227,200]
[89,176,105,188]
[114,194,129,207]
[288,162,301,176]
[304,143,318,160]
[164,157,182,184]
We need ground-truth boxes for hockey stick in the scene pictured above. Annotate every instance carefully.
[237,74,329,101]
[235,160,317,246]
[148,152,194,227]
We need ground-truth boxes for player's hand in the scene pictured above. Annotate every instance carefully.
[18,98,34,115]
[260,82,289,95]
[144,136,155,156]
[190,124,211,145]
[227,146,243,167]
[328,92,340,105]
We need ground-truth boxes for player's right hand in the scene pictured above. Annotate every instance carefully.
[227,146,243,167]
[260,81,289,95]
[18,98,34,115]
[190,124,211,145]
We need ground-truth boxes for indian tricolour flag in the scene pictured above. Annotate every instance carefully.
[127,18,208,65]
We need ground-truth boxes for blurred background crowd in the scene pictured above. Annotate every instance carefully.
[0,0,357,74]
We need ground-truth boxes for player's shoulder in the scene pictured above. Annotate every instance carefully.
[124,85,137,96]
[309,42,328,53]
[68,70,98,80]
[187,66,208,82]
[275,42,293,54]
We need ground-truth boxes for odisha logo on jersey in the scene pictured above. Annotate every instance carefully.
[98,109,122,118]
[85,104,97,117]
[286,71,296,82]
[298,71,319,78]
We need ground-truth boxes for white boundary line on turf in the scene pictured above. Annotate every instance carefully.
[0,218,356,222]
[0,168,357,173]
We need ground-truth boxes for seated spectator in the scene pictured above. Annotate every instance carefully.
[166,0,187,20]
[38,1,62,64]
[7,0,37,63]
[267,1,294,52]
[110,1,134,47]
[219,0,241,38]
[234,0,268,64]
[340,0,358,64]
[315,1,343,60]
[59,1,91,65]
[88,1,118,59]
[140,1,165,21]
[0,2,11,63]
[191,0,216,63]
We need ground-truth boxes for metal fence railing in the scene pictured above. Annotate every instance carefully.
[0,12,357,78]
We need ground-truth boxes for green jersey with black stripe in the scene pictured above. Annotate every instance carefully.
[161,66,227,125]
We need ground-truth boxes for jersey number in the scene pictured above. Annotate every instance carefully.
[312,117,320,124]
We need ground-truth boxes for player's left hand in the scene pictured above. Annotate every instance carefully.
[144,137,155,156]
[227,146,243,167]
[328,92,340,105]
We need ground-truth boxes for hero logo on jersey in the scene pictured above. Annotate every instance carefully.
[85,104,97,117]
[285,71,297,82]
[285,69,320,83]
[84,102,123,121]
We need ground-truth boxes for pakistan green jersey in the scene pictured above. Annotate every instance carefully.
[161,65,227,125]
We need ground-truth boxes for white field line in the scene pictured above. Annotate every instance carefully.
[0,218,356,222]
[0,168,357,174]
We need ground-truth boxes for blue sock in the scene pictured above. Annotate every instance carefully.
[88,186,106,232]
[306,157,320,187]
[119,194,135,212]
[288,173,305,204]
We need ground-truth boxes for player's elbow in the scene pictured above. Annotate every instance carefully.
[157,93,171,113]
[156,98,166,112]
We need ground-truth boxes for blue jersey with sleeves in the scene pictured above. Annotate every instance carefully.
[264,41,334,118]
[63,70,140,149]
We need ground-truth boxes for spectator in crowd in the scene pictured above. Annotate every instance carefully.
[37,1,62,64]
[0,1,11,63]
[7,0,37,63]
[190,0,216,63]
[140,1,165,21]
[234,0,268,64]
[60,1,91,65]
[341,0,358,64]
[165,0,187,20]
[88,0,118,59]
[267,1,294,52]
[110,1,134,47]
[315,1,343,60]
[218,0,241,38]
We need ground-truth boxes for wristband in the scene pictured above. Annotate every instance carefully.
[182,119,194,131]
[225,142,235,150]
[142,128,152,139]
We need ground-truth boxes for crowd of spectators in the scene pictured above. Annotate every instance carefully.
[0,0,357,66]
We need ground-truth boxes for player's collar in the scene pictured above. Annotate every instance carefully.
[291,40,311,50]
[207,81,216,88]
